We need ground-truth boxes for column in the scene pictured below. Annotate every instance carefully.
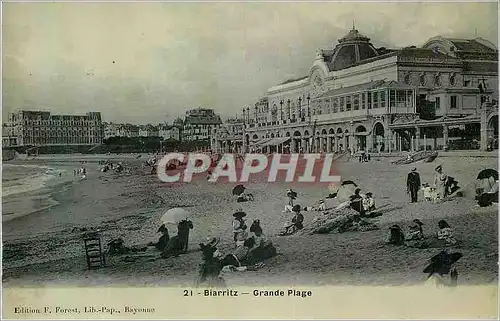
[399,132,402,152]
[302,138,308,153]
[411,136,414,152]
[415,127,420,151]
[423,134,427,151]
[480,109,488,151]
[366,134,373,153]
[442,125,448,150]
[326,136,331,153]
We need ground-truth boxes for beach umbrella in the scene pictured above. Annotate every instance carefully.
[161,208,190,224]
[232,184,246,196]
[477,169,498,180]
[423,250,463,277]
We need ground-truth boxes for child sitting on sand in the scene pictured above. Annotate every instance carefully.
[279,205,304,236]
[385,225,405,246]
[249,220,277,262]
[362,192,376,213]
[405,219,427,249]
[436,220,457,245]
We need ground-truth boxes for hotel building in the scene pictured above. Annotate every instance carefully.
[6,110,104,146]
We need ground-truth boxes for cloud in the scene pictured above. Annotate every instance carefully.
[2,2,497,124]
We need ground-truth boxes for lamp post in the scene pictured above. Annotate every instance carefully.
[242,108,246,124]
[246,107,250,124]
[279,100,284,121]
[287,99,291,120]
[307,94,311,117]
[298,97,303,119]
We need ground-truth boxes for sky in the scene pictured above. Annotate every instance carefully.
[3,2,498,124]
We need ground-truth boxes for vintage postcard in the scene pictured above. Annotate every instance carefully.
[2,1,499,319]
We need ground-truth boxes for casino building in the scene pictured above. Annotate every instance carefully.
[241,27,498,153]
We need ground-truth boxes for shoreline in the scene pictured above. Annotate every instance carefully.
[2,162,79,223]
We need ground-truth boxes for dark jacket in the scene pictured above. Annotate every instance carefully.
[178,220,194,239]
[407,172,421,190]
[292,213,304,229]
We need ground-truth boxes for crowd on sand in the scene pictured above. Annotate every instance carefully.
[98,152,498,288]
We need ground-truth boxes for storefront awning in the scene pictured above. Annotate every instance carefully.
[250,138,273,147]
[261,136,291,147]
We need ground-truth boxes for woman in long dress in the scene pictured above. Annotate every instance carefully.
[433,165,447,200]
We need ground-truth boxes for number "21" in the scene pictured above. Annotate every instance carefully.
[183,290,193,296]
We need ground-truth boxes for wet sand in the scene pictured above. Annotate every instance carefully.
[2,154,498,287]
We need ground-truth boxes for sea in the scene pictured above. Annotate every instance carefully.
[2,164,70,222]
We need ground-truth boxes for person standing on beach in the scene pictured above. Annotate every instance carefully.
[407,168,421,203]
[232,211,248,247]
[177,219,194,253]
[434,165,447,201]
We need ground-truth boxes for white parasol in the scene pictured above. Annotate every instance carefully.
[160,207,190,224]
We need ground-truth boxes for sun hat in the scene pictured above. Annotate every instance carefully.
[202,236,220,247]
[292,205,301,212]
[411,168,417,171]
[413,219,424,226]
[233,211,247,218]
[389,224,401,230]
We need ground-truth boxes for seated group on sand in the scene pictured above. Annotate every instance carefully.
[386,219,457,249]
[197,215,277,287]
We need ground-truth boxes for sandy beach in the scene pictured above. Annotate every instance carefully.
[2,154,498,287]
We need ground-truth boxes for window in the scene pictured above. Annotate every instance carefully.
[353,94,359,110]
[346,96,352,111]
[367,92,372,109]
[333,98,339,113]
[361,93,366,109]
[450,96,457,109]
[389,90,396,108]
[380,91,386,108]
[325,99,331,114]
[372,91,379,108]
[435,97,441,110]
[339,97,345,112]
[464,80,471,87]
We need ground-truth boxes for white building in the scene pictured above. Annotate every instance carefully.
[243,27,498,153]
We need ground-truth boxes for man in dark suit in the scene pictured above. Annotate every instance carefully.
[407,168,421,203]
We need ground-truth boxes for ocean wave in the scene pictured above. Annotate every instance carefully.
[2,164,68,197]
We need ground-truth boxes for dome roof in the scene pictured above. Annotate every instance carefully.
[324,28,379,71]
